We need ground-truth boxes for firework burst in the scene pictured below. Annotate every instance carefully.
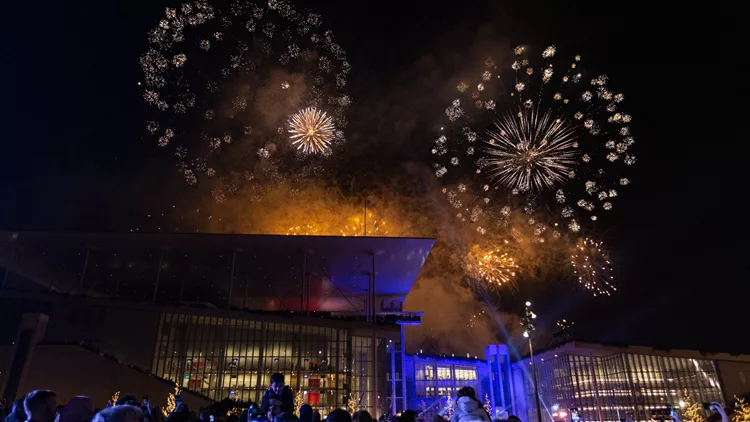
[141,0,351,202]
[570,237,615,296]
[289,107,335,155]
[433,45,636,236]
[340,212,388,237]
[474,247,518,288]
[287,224,320,236]
[486,108,578,192]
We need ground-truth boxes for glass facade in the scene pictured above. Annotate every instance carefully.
[522,353,723,422]
[412,358,484,401]
[151,312,388,416]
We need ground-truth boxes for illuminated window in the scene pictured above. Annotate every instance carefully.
[437,366,452,380]
[418,364,435,380]
[455,366,477,381]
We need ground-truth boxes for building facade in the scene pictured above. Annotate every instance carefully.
[1,232,435,418]
[489,342,750,422]
[403,353,491,416]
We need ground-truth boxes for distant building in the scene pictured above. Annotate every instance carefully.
[403,353,490,417]
[488,341,750,422]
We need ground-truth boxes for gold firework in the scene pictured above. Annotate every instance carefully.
[570,237,615,296]
[287,224,320,236]
[288,107,335,155]
[475,247,518,288]
[340,212,388,237]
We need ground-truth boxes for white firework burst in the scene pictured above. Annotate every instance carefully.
[288,107,335,155]
[484,108,578,192]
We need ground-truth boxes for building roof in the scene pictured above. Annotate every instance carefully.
[1,231,435,313]
[525,340,750,363]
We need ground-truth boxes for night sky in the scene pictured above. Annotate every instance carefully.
[3,1,739,352]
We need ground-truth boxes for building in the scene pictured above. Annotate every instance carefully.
[3,232,750,422]
[0,231,435,417]
[403,353,491,416]
[490,341,750,422]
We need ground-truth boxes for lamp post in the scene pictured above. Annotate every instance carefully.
[522,301,543,422]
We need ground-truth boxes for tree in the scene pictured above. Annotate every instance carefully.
[681,389,706,422]
[442,391,454,419]
[734,396,750,422]
[484,394,492,416]
[110,391,121,408]
[294,390,305,416]
[162,384,181,418]
[348,393,359,415]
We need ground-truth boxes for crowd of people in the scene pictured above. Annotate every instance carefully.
[1,375,512,422]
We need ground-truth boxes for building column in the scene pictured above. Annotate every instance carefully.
[400,325,407,413]
[589,354,604,422]
[0,313,49,400]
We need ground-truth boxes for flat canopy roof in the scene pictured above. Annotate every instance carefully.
[0,231,436,313]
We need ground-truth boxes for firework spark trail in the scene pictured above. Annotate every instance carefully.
[570,237,616,296]
[485,108,579,192]
[288,107,335,155]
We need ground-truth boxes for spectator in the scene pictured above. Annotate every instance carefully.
[431,416,446,422]
[312,412,321,422]
[93,406,144,422]
[24,390,58,422]
[352,411,372,422]
[506,416,521,422]
[273,414,298,422]
[260,374,294,417]
[399,411,417,422]
[165,397,189,422]
[265,400,284,422]
[452,395,490,422]
[60,397,94,422]
[115,398,137,408]
[325,410,351,422]
[140,398,151,417]
[299,405,312,422]
[5,397,27,422]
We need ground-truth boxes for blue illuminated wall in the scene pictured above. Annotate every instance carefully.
[403,353,491,415]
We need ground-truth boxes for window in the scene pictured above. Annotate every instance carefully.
[417,364,434,380]
[437,366,452,380]
[455,366,477,381]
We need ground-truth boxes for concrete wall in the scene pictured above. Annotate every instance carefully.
[717,360,750,402]
[19,344,209,411]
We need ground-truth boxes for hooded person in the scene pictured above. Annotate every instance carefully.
[450,394,490,422]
